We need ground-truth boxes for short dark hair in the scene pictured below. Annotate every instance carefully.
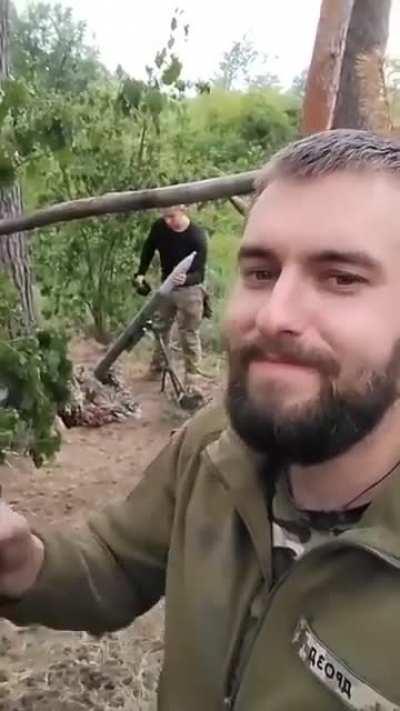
[255,129,400,197]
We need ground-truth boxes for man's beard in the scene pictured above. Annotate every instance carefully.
[226,338,400,465]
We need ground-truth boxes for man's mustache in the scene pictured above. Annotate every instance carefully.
[230,340,340,378]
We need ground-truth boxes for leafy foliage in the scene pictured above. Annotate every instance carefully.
[29,79,297,339]
[11,1,108,95]
[5,3,299,345]
[0,273,72,465]
[27,30,189,339]
[0,2,302,468]
[184,88,298,177]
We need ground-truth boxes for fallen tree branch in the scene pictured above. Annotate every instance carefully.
[0,170,258,237]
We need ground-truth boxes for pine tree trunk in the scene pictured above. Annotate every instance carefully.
[0,0,36,334]
[333,0,392,129]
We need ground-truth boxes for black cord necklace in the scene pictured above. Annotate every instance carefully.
[342,456,400,510]
[287,456,400,516]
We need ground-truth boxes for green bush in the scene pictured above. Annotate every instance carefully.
[0,274,72,465]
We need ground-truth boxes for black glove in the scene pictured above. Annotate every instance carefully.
[133,275,152,296]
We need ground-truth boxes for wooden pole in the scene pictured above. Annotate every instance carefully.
[0,171,258,238]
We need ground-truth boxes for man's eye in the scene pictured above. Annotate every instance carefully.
[244,269,276,284]
[324,272,367,288]
[253,270,273,280]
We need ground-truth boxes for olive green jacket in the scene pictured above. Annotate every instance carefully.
[3,405,400,710]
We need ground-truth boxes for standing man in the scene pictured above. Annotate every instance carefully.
[135,205,208,388]
[5,131,400,708]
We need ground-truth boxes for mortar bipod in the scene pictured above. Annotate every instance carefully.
[143,321,203,411]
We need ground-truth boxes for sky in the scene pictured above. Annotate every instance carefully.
[13,0,400,88]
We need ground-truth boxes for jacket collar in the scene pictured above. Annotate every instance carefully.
[206,426,272,579]
[206,422,400,571]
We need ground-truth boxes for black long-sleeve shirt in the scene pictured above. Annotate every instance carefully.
[137,219,207,286]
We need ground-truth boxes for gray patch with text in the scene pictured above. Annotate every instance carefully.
[293,617,400,710]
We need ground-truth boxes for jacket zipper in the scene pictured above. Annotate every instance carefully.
[222,540,400,710]
[223,568,292,710]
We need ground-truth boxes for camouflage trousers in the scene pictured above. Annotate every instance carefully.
[150,285,203,376]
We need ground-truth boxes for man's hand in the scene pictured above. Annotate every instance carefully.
[0,501,44,600]
[172,272,186,287]
[136,275,145,287]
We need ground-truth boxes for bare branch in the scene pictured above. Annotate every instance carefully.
[0,171,258,237]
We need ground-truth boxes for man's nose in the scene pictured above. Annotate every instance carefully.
[255,269,311,339]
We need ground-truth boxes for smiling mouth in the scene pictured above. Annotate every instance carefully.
[260,357,312,366]
[250,358,317,372]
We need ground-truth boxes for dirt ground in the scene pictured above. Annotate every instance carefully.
[0,338,223,710]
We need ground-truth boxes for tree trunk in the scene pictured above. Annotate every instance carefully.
[301,0,355,135]
[0,0,36,334]
[333,0,392,129]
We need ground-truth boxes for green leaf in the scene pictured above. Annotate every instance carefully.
[155,49,167,69]
[118,78,145,113]
[161,56,182,86]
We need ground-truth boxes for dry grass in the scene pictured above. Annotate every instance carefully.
[0,603,164,711]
